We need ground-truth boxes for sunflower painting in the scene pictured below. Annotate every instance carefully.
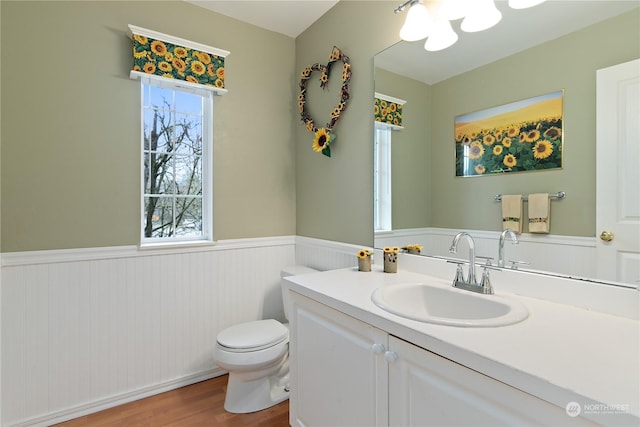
[455,90,563,177]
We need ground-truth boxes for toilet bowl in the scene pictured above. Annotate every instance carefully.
[213,265,318,414]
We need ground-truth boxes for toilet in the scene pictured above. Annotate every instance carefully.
[214,265,318,414]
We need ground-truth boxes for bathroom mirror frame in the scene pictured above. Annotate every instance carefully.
[373,1,639,287]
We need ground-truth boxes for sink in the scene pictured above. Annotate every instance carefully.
[371,282,528,327]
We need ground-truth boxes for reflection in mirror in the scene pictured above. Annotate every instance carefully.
[374,93,407,233]
[373,1,639,286]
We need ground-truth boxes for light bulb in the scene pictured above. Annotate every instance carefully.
[399,2,433,41]
[424,18,459,51]
[460,0,502,32]
[509,0,546,9]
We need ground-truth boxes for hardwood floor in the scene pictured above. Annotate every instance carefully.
[54,375,290,427]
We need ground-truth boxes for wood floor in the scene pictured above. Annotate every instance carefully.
[54,375,290,427]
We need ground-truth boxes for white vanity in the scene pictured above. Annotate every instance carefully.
[284,256,639,426]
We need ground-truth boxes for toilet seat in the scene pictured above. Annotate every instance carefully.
[217,319,288,353]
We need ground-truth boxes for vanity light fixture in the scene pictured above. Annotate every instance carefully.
[424,17,458,51]
[398,1,433,41]
[396,0,547,51]
[460,0,502,33]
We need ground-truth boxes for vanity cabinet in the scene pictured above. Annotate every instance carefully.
[289,292,593,427]
[387,335,594,426]
[289,292,389,427]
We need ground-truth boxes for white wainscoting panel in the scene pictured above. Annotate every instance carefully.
[1,233,610,426]
[294,237,365,272]
[375,227,597,279]
[1,237,296,426]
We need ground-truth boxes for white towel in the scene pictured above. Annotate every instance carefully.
[501,195,522,234]
[528,193,550,233]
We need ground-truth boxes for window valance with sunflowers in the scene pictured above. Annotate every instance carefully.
[128,25,229,95]
[374,92,405,130]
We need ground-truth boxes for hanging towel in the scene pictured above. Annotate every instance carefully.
[528,193,550,233]
[501,195,522,234]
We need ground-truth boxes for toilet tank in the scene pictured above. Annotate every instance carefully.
[281,265,318,321]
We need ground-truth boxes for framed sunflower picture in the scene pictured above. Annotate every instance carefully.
[455,90,563,177]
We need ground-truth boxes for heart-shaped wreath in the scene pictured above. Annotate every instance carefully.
[298,46,351,157]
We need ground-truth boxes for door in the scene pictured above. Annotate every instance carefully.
[289,293,388,427]
[387,336,592,426]
[596,59,640,285]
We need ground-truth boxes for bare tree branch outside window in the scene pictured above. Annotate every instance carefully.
[143,87,204,239]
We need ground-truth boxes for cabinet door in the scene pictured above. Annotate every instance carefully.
[290,293,388,427]
[387,336,594,427]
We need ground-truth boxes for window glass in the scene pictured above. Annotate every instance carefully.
[141,81,212,243]
[374,126,392,232]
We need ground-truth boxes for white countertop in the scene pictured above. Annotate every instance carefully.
[285,266,640,425]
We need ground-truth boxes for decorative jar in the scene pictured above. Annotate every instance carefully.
[357,249,373,272]
[383,247,399,273]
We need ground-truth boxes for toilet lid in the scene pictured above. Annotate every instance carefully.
[217,319,288,350]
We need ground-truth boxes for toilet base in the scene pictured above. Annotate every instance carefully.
[224,368,290,413]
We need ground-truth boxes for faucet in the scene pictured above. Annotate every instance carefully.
[449,232,494,294]
[498,229,519,268]
[449,232,477,287]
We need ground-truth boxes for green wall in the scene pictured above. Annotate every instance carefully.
[296,3,639,244]
[429,10,640,236]
[0,1,296,252]
[2,1,638,252]
[375,68,431,230]
[294,1,402,246]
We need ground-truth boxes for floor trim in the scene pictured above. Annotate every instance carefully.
[10,369,227,427]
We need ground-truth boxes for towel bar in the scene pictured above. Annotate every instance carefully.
[494,191,566,202]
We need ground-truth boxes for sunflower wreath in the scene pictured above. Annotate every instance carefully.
[298,46,352,157]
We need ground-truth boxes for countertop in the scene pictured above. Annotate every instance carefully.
[284,266,640,425]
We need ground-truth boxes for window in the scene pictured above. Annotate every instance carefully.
[374,125,392,232]
[140,79,213,244]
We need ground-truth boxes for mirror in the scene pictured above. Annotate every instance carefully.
[373,1,639,285]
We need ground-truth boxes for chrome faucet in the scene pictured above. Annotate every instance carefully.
[498,229,519,268]
[449,232,494,294]
[449,232,478,284]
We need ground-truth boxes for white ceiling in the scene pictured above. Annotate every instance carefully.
[185,0,340,38]
[185,1,639,83]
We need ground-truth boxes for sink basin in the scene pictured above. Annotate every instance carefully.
[371,282,528,327]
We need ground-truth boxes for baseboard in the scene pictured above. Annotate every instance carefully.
[9,369,227,427]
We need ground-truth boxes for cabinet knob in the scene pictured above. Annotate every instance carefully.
[384,351,398,363]
[371,343,386,354]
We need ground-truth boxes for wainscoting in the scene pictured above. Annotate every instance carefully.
[0,233,603,426]
[375,227,597,278]
[0,236,360,427]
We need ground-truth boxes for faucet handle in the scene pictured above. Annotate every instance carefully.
[479,265,494,294]
[509,260,530,270]
[453,263,465,285]
[477,256,494,266]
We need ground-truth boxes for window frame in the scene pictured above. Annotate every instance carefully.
[139,77,214,246]
[374,124,392,232]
